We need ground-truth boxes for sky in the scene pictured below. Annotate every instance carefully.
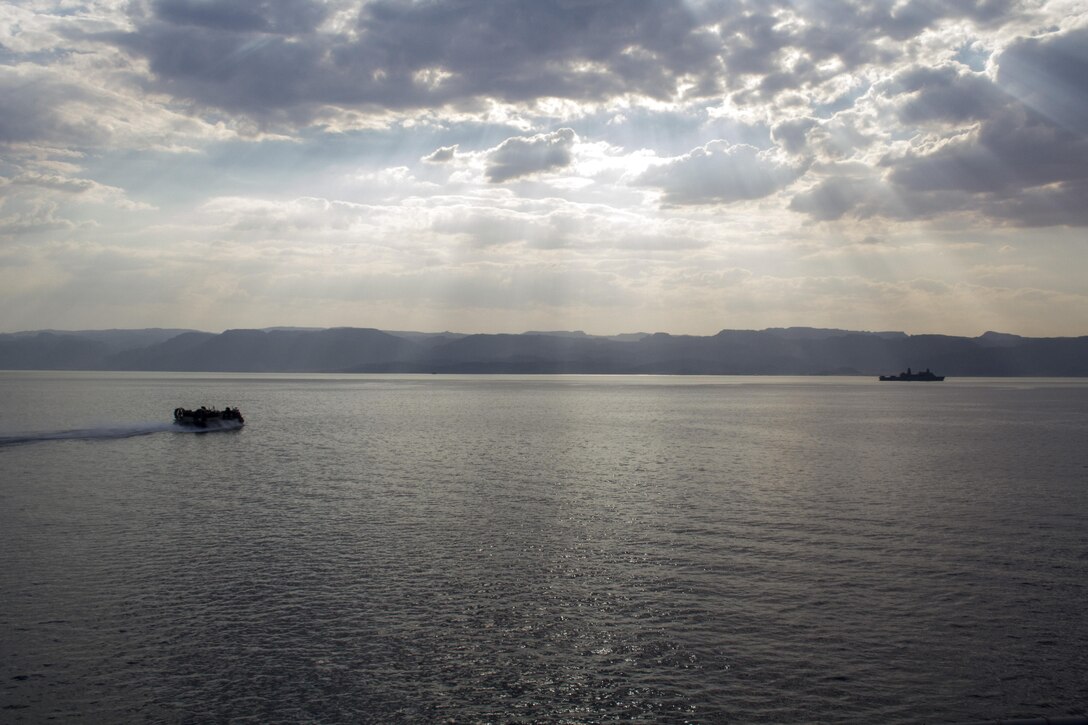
[1,0,1086,337]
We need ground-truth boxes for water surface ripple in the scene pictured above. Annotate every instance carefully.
[2,373,1086,723]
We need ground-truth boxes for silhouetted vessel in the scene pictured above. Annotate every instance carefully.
[173,406,245,428]
[879,367,944,382]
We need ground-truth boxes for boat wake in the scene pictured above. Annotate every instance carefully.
[0,421,238,447]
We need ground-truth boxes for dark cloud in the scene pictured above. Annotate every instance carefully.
[787,169,955,222]
[86,0,1039,142]
[112,0,1025,124]
[713,0,1018,103]
[886,107,1088,195]
[18,0,1082,232]
[717,11,789,76]
[793,108,1088,226]
[770,117,818,155]
[882,64,1009,126]
[116,0,728,121]
[877,0,1016,37]
[118,24,331,116]
[996,26,1088,132]
[789,25,1088,227]
[788,176,873,221]
[423,145,458,164]
[883,26,1088,219]
[637,141,807,205]
[152,0,329,34]
[485,129,576,183]
[982,179,1088,227]
[349,0,726,100]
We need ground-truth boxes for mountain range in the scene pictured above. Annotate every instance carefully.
[2,326,1085,376]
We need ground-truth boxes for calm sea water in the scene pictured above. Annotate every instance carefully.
[1,372,1086,723]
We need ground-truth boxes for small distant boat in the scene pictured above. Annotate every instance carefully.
[879,367,945,382]
[173,406,245,428]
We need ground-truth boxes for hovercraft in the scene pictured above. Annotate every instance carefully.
[173,406,245,428]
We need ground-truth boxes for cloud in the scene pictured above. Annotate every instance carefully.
[885,108,1088,195]
[881,64,1010,126]
[200,196,399,239]
[0,195,80,236]
[712,0,1020,107]
[786,25,1088,227]
[152,0,330,34]
[114,0,727,123]
[11,172,97,194]
[10,171,149,207]
[637,141,807,205]
[485,128,577,183]
[874,30,1088,226]
[771,117,818,155]
[981,179,1088,227]
[434,208,584,249]
[789,173,879,221]
[0,68,102,146]
[0,56,233,152]
[107,0,1031,129]
[997,25,1088,133]
[0,163,152,241]
[5,1,1088,336]
[423,145,458,163]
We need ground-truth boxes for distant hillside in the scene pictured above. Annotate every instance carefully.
[0,328,195,370]
[0,326,1085,375]
[107,328,422,372]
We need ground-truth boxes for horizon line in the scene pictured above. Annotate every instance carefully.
[3,325,1077,339]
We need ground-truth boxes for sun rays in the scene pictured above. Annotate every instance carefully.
[1,2,1085,335]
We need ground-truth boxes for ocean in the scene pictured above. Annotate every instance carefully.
[2,372,1086,723]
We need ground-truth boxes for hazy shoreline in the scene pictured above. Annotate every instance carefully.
[2,326,1086,376]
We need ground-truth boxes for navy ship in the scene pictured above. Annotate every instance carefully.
[879,367,944,381]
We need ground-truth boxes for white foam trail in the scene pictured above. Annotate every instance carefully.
[0,421,239,447]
